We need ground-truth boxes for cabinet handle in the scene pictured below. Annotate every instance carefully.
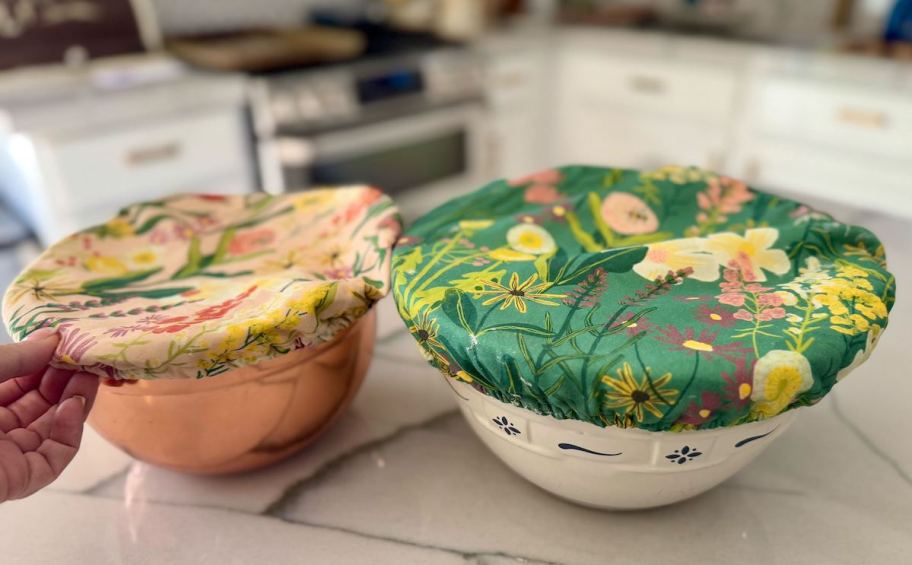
[125,142,181,166]
[836,107,887,129]
[628,75,666,95]
[493,71,528,89]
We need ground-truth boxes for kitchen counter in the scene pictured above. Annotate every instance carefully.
[1,208,911,565]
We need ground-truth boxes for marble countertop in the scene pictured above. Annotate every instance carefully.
[2,209,911,565]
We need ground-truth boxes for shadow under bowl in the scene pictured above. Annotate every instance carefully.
[88,309,376,475]
[451,379,796,509]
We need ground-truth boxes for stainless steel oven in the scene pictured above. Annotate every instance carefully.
[251,48,489,220]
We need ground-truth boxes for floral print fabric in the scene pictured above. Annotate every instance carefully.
[3,188,401,380]
[391,165,895,432]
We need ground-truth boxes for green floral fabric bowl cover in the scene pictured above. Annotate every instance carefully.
[3,188,401,380]
[391,165,895,431]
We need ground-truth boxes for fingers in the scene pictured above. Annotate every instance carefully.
[0,389,50,433]
[0,330,59,384]
[48,396,86,450]
[59,372,99,414]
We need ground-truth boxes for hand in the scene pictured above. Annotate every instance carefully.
[0,329,99,503]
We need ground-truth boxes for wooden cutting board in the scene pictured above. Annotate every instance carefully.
[166,27,366,72]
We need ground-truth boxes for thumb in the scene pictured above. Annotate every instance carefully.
[0,328,59,382]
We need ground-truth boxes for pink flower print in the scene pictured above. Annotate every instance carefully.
[149,228,170,244]
[744,283,772,294]
[509,168,562,187]
[600,192,659,235]
[57,327,99,365]
[524,184,561,204]
[696,305,736,328]
[756,307,786,321]
[718,293,746,307]
[677,391,722,425]
[719,281,743,293]
[756,292,783,307]
[733,309,754,321]
[325,266,354,280]
[697,176,754,215]
[228,228,275,255]
[722,357,754,409]
[610,312,651,336]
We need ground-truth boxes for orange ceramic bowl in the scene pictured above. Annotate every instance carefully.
[88,309,376,475]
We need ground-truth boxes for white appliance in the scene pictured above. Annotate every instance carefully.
[0,62,255,245]
[250,48,490,221]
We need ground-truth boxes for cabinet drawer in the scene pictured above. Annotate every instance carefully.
[754,77,912,161]
[742,140,912,218]
[50,109,253,210]
[559,51,738,124]
[554,106,728,172]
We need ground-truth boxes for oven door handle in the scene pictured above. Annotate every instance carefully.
[305,102,486,161]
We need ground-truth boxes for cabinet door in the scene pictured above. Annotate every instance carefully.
[484,46,550,178]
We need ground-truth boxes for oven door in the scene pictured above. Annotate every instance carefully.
[261,102,489,220]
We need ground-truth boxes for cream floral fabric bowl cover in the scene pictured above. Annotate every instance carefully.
[3,188,401,380]
[391,165,896,432]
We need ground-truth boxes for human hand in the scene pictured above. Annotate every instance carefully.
[0,329,99,502]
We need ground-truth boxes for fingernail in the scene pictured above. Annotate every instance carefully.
[25,327,57,341]
[57,395,86,415]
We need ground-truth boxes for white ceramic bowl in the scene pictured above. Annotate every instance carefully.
[451,380,797,509]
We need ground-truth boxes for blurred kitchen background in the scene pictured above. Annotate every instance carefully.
[1,0,911,341]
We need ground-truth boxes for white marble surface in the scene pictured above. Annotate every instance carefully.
[2,211,912,565]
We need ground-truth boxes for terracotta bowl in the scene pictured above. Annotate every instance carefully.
[88,309,376,475]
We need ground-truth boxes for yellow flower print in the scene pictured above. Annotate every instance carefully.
[633,237,720,282]
[288,283,335,314]
[643,165,715,184]
[458,219,494,232]
[506,224,556,256]
[104,218,135,238]
[477,273,563,313]
[131,250,158,265]
[602,362,677,423]
[450,269,507,298]
[705,228,790,282]
[257,250,309,273]
[489,248,536,262]
[410,311,445,353]
[750,350,813,418]
[85,256,128,275]
[836,324,882,381]
[223,323,249,350]
[7,269,75,302]
[292,191,335,214]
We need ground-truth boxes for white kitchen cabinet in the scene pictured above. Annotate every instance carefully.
[50,109,251,216]
[0,71,255,244]
[737,137,912,217]
[480,35,551,179]
[550,32,744,173]
[733,53,912,217]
